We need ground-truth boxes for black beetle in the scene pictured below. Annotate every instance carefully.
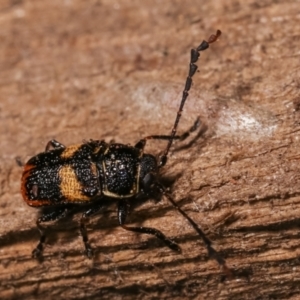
[21,30,229,274]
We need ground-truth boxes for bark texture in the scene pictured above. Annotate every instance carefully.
[0,1,300,299]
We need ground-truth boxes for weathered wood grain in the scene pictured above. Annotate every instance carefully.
[0,1,300,299]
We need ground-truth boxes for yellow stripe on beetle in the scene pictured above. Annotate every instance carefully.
[59,165,90,202]
[60,144,82,159]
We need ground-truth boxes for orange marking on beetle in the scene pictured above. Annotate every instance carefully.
[59,165,90,202]
[90,163,97,177]
[21,164,35,204]
[21,165,53,207]
[26,199,53,207]
[60,144,82,159]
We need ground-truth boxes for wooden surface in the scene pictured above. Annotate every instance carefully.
[1,1,300,299]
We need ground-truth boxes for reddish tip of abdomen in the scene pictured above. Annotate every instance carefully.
[21,164,50,207]
[21,164,34,203]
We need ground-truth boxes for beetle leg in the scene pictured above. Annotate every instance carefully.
[80,203,104,258]
[177,116,201,142]
[118,200,181,252]
[15,156,24,167]
[45,139,66,151]
[164,193,232,277]
[134,117,201,150]
[33,206,70,259]
[141,179,232,276]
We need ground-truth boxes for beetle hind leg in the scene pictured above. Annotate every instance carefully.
[33,207,70,259]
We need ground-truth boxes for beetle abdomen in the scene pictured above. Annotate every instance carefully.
[21,144,100,206]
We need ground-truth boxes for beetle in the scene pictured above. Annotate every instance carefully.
[21,30,229,273]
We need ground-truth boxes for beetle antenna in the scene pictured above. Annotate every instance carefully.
[158,30,221,167]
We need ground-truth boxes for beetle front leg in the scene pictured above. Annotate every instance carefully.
[118,200,181,252]
[134,117,202,163]
[177,116,201,142]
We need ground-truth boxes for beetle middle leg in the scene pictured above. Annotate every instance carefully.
[80,202,104,258]
[118,199,181,252]
[33,206,70,259]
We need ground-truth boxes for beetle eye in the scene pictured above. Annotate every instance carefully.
[142,173,155,191]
